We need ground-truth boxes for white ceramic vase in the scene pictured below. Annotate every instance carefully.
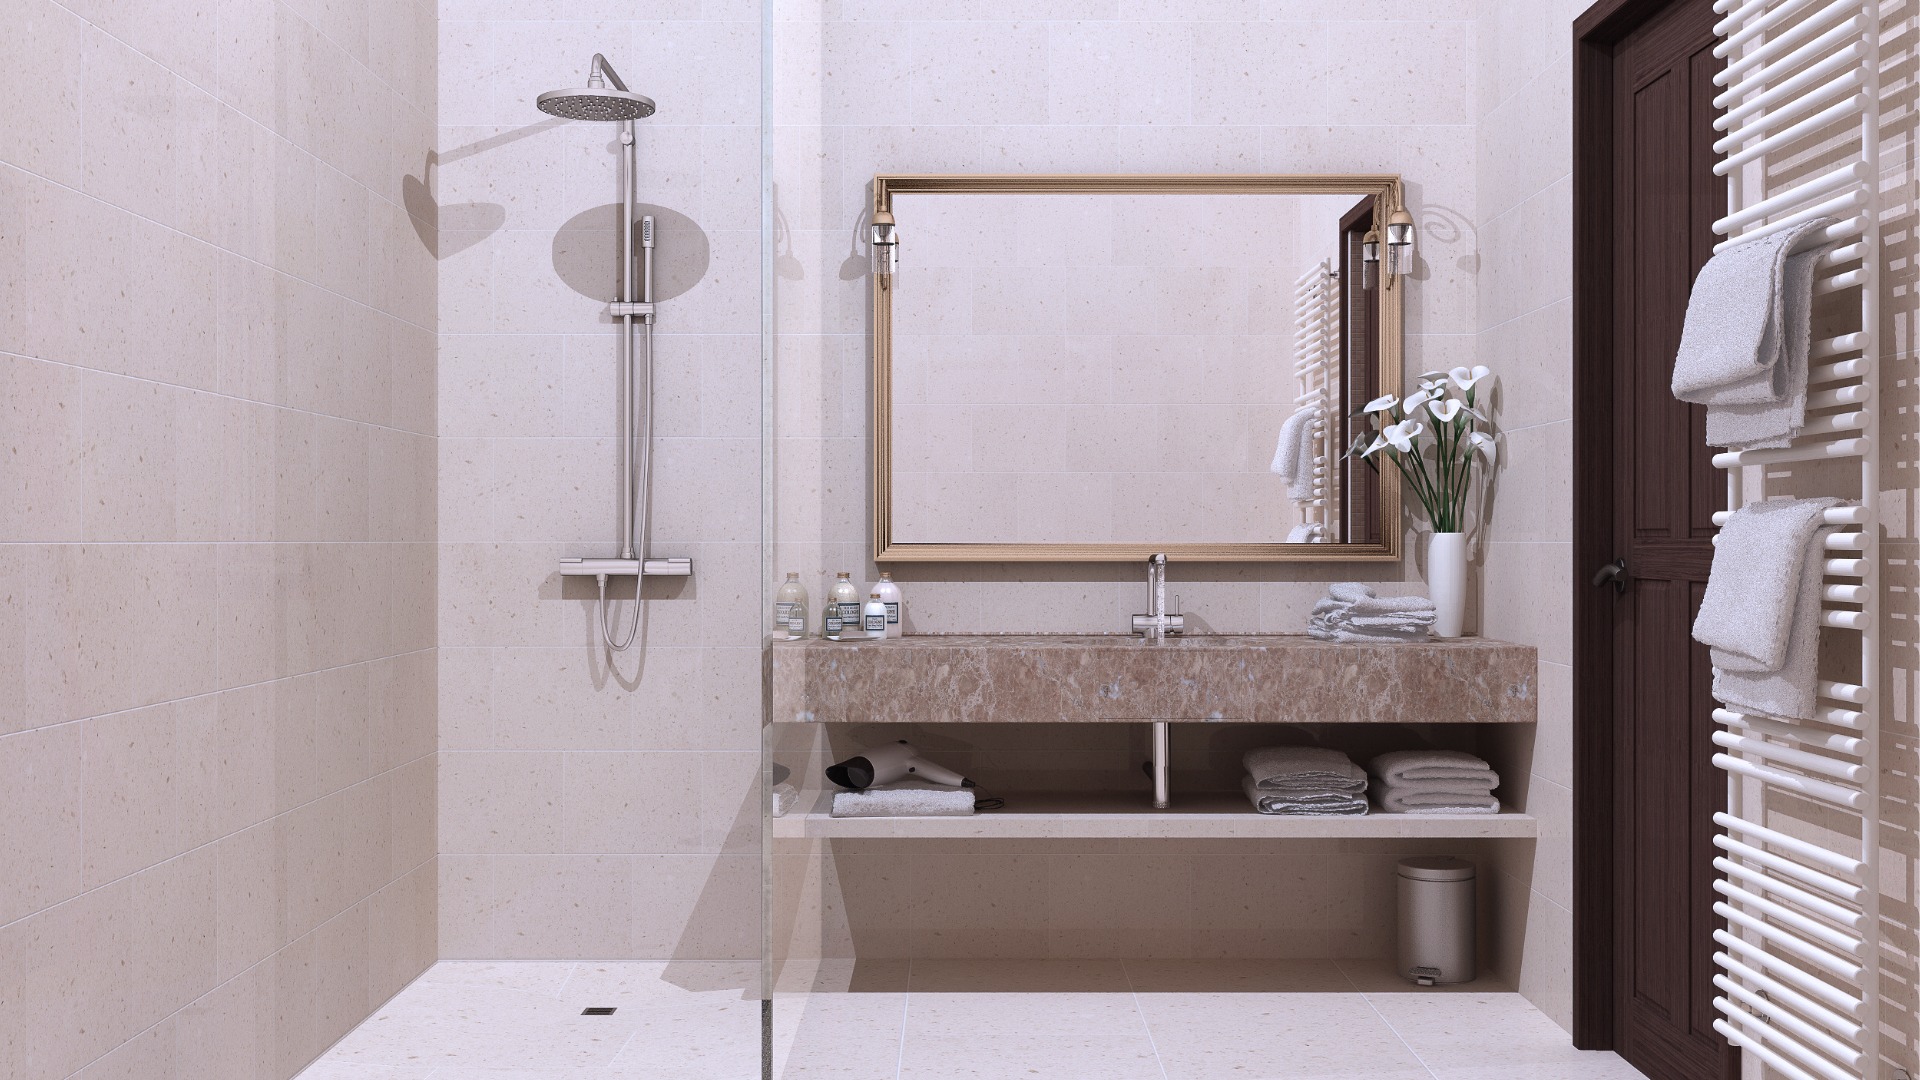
[1428,532,1468,639]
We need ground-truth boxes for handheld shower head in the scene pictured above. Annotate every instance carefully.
[537,53,654,121]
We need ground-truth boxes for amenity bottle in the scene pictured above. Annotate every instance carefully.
[774,573,808,640]
[861,593,888,638]
[830,572,862,639]
[873,572,903,638]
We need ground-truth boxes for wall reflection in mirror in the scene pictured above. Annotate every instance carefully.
[875,177,1402,561]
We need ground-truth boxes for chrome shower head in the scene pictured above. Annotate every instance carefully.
[537,54,654,121]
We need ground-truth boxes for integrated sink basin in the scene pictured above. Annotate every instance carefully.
[771,633,1536,726]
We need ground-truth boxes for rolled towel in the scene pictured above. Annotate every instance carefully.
[830,781,975,818]
[1369,750,1499,789]
[1373,788,1500,815]
[1693,497,1841,672]
[1713,526,1833,720]
[1243,746,1366,792]
[1243,776,1368,815]
[771,782,800,818]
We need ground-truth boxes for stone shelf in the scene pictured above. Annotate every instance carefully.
[771,634,1537,726]
[769,790,1537,839]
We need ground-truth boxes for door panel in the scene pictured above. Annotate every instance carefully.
[1606,1,1736,1078]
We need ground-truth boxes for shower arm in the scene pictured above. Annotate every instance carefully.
[591,54,631,94]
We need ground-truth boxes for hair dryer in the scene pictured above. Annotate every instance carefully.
[824,740,972,791]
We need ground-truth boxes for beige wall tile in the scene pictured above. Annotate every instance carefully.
[0,724,84,926]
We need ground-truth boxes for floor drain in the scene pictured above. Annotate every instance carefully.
[581,1007,617,1016]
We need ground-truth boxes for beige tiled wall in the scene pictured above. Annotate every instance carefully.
[769,0,1487,969]
[432,2,765,961]
[0,1,439,1077]
[1470,0,1587,1033]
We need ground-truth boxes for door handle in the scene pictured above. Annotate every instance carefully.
[1591,558,1629,594]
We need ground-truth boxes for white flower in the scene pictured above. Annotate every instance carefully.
[1468,431,1498,465]
[1363,394,1398,414]
[1401,388,1434,414]
[1383,420,1423,453]
[1418,371,1448,382]
[1427,398,1463,423]
[1449,365,1492,392]
[1417,374,1448,393]
[1360,434,1389,457]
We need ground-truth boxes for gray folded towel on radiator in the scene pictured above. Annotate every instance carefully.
[1243,746,1367,792]
[830,781,975,818]
[1712,526,1835,721]
[1693,497,1841,672]
[1271,406,1322,502]
[1242,775,1368,815]
[1670,217,1835,449]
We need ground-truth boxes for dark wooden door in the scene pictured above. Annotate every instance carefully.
[1601,2,1737,1078]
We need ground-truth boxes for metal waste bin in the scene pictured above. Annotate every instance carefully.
[1397,856,1476,985]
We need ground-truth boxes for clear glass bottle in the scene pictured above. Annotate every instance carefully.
[873,572,903,638]
[774,572,808,639]
[822,590,844,640]
[861,593,888,638]
[830,572,862,637]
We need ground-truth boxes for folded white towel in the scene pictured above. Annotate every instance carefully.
[1670,217,1834,449]
[1243,746,1366,791]
[1326,582,1437,614]
[1369,750,1498,787]
[1286,522,1324,543]
[830,781,975,818]
[1713,526,1834,720]
[1271,407,1323,502]
[1694,497,1841,672]
[1373,788,1500,814]
[1243,776,1368,815]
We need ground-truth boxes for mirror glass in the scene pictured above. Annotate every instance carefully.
[878,179,1399,560]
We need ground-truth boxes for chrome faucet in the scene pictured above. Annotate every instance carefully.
[1131,553,1184,641]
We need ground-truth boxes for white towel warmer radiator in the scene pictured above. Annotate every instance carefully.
[1292,261,1338,540]
[1705,1,1885,1078]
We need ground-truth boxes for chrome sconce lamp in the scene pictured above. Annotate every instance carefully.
[870,209,898,287]
[1361,226,1381,290]
[1385,205,1415,278]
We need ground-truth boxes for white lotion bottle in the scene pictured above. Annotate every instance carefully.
[774,572,808,640]
[873,572,904,638]
[861,593,888,639]
[830,572,862,638]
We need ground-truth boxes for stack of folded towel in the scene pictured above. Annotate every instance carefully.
[1308,583,1436,643]
[1670,216,1836,449]
[829,780,976,818]
[1241,746,1369,816]
[1694,496,1843,720]
[1270,406,1323,502]
[1368,751,1500,814]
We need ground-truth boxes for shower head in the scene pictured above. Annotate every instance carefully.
[537,53,654,121]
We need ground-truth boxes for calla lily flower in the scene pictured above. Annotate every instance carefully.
[1449,365,1492,392]
[1401,388,1433,414]
[1363,394,1398,414]
[1383,420,1423,453]
[1417,375,1448,393]
[1427,398,1463,423]
[1360,434,1389,457]
[1468,431,1497,465]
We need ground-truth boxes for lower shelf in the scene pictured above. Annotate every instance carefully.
[771,791,1537,840]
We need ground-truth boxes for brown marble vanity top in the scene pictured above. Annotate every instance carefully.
[771,634,1536,725]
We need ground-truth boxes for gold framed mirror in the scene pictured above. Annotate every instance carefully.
[871,174,1405,563]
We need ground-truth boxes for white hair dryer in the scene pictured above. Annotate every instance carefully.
[825,740,972,791]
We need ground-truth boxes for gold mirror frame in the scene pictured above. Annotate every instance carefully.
[871,174,1405,563]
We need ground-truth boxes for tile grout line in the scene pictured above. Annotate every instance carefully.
[1358,991,1444,1080]
[1120,959,1174,1080]
[894,957,912,1080]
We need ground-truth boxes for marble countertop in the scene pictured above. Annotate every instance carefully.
[771,633,1536,725]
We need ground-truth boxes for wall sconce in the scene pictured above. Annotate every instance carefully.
[1385,206,1415,278]
[1361,227,1380,290]
[870,209,898,287]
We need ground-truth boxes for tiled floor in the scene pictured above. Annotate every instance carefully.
[296,959,1649,1080]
